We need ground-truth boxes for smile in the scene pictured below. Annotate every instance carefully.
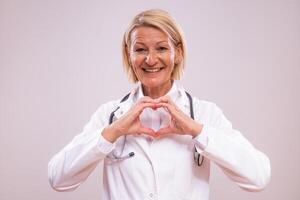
[142,67,164,73]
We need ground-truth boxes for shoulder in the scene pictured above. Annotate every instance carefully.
[191,96,226,122]
[191,96,232,128]
[94,91,133,115]
[192,97,221,113]
[176,83,223,118]
[176,81,221,113]
[91,99,120,120]
[96,95,128,113]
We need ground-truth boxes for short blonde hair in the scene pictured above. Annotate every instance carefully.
[122,9,187,83]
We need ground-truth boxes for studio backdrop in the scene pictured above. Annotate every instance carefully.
[0,0,299,200]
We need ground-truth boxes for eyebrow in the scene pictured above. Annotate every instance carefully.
[133,41,170,46]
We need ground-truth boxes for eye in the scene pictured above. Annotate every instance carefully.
[135,48,146,52]
[157,46,168,51]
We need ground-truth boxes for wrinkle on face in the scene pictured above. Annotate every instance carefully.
[128,26,177,98]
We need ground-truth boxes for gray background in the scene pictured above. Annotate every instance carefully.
[1,0,299,199]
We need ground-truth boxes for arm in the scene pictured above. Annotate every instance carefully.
[48,101,116,191]
[48,97,159,191]
[193,100,271,192]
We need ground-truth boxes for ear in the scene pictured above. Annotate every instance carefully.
[174,43,183,64]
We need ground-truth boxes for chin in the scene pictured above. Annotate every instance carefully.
[142,78,170,88]
[142,79,161,87]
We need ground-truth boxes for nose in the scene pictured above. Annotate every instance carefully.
[145,50,158,66]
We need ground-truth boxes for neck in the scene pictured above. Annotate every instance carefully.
[142,80,173,99]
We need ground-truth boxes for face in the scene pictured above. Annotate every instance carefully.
[128,26,177,90]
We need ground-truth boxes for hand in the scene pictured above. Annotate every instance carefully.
[155,96,203,137]
[102,97,159,142]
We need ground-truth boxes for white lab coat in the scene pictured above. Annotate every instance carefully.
[48,81,271,200]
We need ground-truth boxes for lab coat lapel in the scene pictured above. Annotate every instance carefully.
[175,85,191,117]
[113,86,137,121]
[113,101,131,121]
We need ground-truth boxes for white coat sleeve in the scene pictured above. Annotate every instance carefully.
[48,101,116,192]
[193,100,271,192]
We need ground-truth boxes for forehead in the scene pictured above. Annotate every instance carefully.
[130,26,170,45]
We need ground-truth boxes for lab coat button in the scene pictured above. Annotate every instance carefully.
[149,193,154,198]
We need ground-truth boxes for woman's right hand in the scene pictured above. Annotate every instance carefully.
[102,97,158,143]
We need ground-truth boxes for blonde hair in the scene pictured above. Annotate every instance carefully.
[122,9,187,83]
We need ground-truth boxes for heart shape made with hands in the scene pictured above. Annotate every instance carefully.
[139,107,171,132]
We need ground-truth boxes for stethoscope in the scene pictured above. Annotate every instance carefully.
[107,91,204,166]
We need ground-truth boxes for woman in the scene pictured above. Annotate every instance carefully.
[48,9,271,200]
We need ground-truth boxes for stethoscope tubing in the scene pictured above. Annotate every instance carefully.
[107,91,204,166]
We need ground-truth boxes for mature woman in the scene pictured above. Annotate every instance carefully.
[48,9,271,200]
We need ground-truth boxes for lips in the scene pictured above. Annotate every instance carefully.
[142,67,164,73]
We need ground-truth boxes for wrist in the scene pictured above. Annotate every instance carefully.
[102,125,121,143]
[190,122,203,138]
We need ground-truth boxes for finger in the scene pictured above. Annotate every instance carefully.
[137,102,160,113]
[156,126,173,136]
[157,95,169,103]
[156,102,177,116]
[124,103,162,131]
[132,97,160,113]
[139,127,156,137]
[157,102,188,120]
[129,102,158,118]
[157,102,191,129]
[137,96,156,104]
[157,95,170,102]
[157,95,178,109]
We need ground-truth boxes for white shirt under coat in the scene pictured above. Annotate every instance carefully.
[48,81,271,200]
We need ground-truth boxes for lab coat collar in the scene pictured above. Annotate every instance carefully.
[136,80,179,101]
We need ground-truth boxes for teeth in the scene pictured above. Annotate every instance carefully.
[144,68,162,72]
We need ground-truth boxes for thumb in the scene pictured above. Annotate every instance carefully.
[139,127,157,138]
[156,126,172,136]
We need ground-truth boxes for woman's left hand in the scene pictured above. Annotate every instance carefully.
[155,96,203,138]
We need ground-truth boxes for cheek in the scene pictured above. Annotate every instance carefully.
[130,54,143,67]
[166,53,175,68]
[129,55,137,70]
[167,49,175,64]
[130,55,143,78]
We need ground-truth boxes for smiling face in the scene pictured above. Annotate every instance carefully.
[128,26,177,97]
